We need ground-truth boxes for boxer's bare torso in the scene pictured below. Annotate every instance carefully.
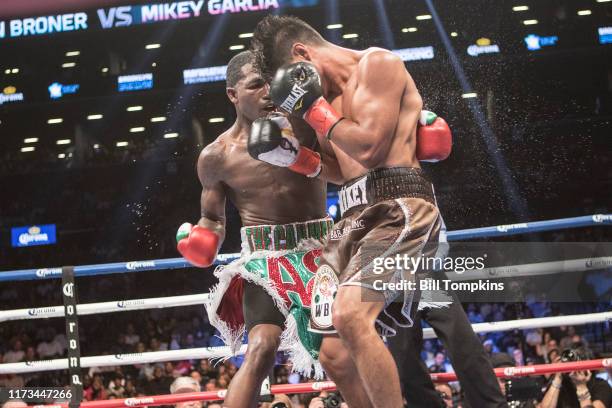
[197,121,326,228]
[318,47,423,182]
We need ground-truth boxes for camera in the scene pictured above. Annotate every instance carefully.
[560,347,584,363]
[321,392,343,408]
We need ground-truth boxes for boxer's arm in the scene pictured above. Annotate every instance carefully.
[196,146,226,249]
[288,115,346,183]
[326,51,414,168]
[317,138,344,185]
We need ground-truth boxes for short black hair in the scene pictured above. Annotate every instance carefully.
[251,15,325,80]
[226,50,255,88]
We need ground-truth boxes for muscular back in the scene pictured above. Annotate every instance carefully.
[321,48,423,182]
[198,123,326,228]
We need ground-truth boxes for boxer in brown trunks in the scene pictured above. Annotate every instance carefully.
[252,16,448,408]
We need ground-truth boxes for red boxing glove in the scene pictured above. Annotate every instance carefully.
[176,223,219,267]
[303,97,343,139]
[416,111,452,162]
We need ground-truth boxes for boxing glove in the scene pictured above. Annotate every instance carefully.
[270,62,343,139]
[248,114,322,178]
[416,110,452,162]
[176,223,219,267]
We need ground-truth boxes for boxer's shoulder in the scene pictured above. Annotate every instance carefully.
[197,137,228,183]
[358,48,403,75]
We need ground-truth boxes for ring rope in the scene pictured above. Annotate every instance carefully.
[2,312,610,374]
[1,214,609,282]
[29,359,612,408]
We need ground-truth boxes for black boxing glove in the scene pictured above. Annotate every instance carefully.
[270,62,343,139]
[248,115,321,178]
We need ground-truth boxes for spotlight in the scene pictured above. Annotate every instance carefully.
[402,27,418,33]
[164,132,179,139]
[127,106,143,112]
[462,92,478,98]
[130,127,145,133]
[145,43,161,49]
[116,141,129,147]
[62,62,76,68]
[56,139,71,145]
[151,116,166,122]
[512,6,529,11]
[342,33,359,39]
[327,24,343,29]
[21,147,35,152]
[523,19,538,25]
[47,118,63,124]
[24,138,38,143]
[577,10,592,16]
[416,15,432,20]
[87,114,103,120]
[229,44,245,50]
[208,117,225,123]
[66,51,80,56]
[239,33,253,38]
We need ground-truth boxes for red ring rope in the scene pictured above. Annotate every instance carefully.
[31,359,610,408]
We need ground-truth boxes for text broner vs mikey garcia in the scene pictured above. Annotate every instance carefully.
[371,254,505,292]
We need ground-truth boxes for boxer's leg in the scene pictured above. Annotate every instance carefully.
[333,285,404,408]
[388,313,446,408]
[318,335,374,408]
[224,282,284,408]
[423,299,508,408]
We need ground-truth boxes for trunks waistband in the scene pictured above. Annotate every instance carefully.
[240,216,333,253]
[338,167,435,217]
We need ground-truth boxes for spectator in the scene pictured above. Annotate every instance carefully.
[170,376,202,408]
[270,394,293,408]
[490,352,539,407]
[429,351,453,373]
[107,373,125,398]
[36,328,64,358]
[147,366,173,396]
[435,383,454,408]
[124,323,140,346]
[1,401,27,408]
[3,339,24,363]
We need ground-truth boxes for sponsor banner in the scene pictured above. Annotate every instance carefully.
[524,34,559,51]
[0,86,24,105]
[467,44,500,57]
[393,46,435,61]
[183,65,227,84]
[49,82,80,99]
[11,224,57,248]
[118,73,153,92]
[599,27,612,45]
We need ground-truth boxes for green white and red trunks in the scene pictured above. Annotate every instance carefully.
[206,217,333,379]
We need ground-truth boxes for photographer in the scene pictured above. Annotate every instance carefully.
[491,353,541,408]
[539,348,611,408]
[308,391,348,408]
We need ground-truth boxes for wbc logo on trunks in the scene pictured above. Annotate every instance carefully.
[311,265,338,329]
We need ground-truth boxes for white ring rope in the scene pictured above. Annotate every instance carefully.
[0,294,211,322]
[1,312,610,374]
[2,257,608,323]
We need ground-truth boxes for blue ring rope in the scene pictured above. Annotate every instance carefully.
[1,214,609,282]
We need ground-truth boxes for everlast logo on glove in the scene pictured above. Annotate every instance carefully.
[280,84,307,113]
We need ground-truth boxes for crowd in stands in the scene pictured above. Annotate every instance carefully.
[1,297,610,407]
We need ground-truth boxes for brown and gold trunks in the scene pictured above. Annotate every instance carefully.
[310,167,442,335]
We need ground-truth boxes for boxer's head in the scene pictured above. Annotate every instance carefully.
[226,50,274,122]
[252,15,326,81]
